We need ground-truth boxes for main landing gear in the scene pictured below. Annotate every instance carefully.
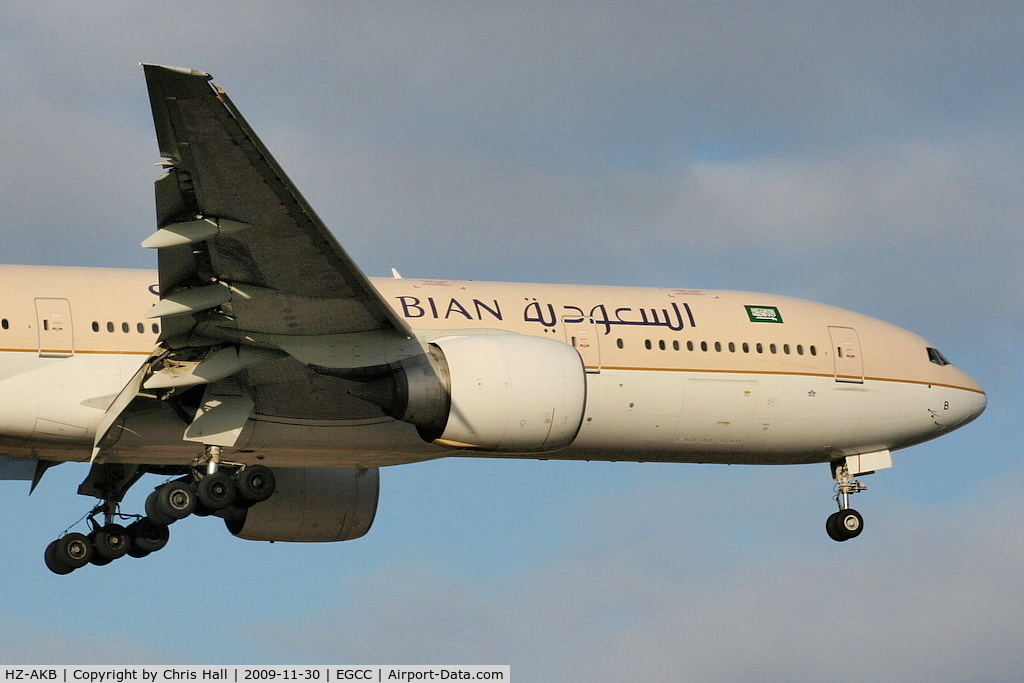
[825,459,867,542]
[44,457,276,575]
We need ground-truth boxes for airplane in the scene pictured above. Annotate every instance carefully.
[0,64,985,574]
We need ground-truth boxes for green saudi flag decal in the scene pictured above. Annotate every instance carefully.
[745,305,783,323]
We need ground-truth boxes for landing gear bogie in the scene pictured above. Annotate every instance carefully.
[45,513,172,573]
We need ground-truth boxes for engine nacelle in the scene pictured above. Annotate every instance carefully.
[225,467,379,542]
[369,333,586,453]
[431,334,586,451]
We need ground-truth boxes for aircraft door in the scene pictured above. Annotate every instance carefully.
[828,326,863,383]
[35,298,74,358]
[563,317,601,373]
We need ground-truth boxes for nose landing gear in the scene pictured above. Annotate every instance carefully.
[826,459,867,542]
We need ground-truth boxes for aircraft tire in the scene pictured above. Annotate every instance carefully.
[838,509,863,539]
[148,480,197,523]
[92,523,131,561]
[87,530,113,566]
[197,471,237,511]
[44,539,74,575]
[89,553,114,567]
[826,509,864,541]
[145,491,174,526]
[54,532,93,569]
[191,503,213,517]
[825,512,847,542]
[236,465,275,504]
[128,518,170,555]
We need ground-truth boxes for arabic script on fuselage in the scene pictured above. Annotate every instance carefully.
[395,295,696,335]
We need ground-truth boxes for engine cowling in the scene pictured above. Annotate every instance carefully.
[375,333,587,453]
[225,467,379,542]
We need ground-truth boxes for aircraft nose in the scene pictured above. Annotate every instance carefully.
[953,371,986,428]
[965,385,987,423]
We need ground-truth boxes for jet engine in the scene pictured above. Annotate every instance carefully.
[353,333,587,453]
[225,467,379,542]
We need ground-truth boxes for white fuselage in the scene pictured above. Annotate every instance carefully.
[0,265,986,468]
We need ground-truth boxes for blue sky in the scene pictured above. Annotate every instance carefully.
[0,2,1021,680]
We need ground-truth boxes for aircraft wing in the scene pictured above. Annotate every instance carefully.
[92,65,423,460]
[141,63,414,347]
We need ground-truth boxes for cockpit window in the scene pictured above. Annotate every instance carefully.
[927,347,952,366]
